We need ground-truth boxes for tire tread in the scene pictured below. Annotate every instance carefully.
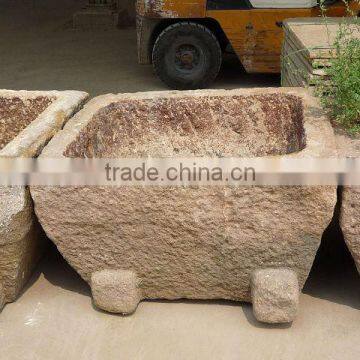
[152,22,222,89]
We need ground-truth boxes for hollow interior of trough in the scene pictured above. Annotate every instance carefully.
[64,94,306,158]
[0,96,54,151]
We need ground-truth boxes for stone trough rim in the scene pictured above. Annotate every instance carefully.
[36,87,338,160]
[0,89,89,245]
[0,89,89,158]
[0,89,89,310]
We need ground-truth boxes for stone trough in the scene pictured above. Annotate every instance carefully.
[31,88,337,323]
[0,90,88,312]
[337,136,360,275]
[342,187,360,273]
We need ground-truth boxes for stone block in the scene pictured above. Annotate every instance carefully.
[91,270,141,314]
[31,88,337,322]
[0,89,88,312]
[251,268,299,324]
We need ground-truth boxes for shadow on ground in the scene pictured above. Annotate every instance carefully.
[216,54,281,89]
[22,186,360,325]
[22,242,91,298]
[303,188,360,309]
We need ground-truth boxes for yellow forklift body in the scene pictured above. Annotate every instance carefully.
[137,0,207,18]
[207,3,357,73]
[137,0,360,73]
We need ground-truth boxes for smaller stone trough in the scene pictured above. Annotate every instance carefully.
[0,90,88,312]
[31,88,337,323]
[342,187,360,273]
[337,138,360,275]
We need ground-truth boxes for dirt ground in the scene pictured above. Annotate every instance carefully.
[0,1,359,359]
[0,0,279,96]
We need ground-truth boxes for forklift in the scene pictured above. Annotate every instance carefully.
[136,0,359,89]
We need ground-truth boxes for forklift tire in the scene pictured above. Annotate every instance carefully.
[152,22,222,90]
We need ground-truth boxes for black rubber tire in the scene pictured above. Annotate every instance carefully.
[152,22,222,90]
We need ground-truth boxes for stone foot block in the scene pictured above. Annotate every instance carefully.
[91,270,141,314]
[251,268,299,324]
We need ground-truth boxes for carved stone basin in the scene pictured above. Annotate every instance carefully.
[31,88,337,323]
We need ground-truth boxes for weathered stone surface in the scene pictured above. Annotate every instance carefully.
[0,186,45,304]
[64,93,305,158]
[0,89,88,312]
[251,268,299,323]
[0,96,53,151]
[31,88,337,322]
[342,187,360,273]
[336,133,360,274]
[91,270,141,314]
[338,135,360,273]
[0,90,89,158]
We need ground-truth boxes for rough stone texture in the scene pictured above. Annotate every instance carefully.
[337,132,360,274]
[64,93,305,158]
[0,96,54,151]
[91,270,141,314]
[251,268,299,323]
[31,88,337,322]
[0,90,88,312]
[342,188,360,273]
[0,90,89,158]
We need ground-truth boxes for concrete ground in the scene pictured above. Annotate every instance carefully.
[0,0,279,96]
[0,238,359,360]
[0,1,359,359]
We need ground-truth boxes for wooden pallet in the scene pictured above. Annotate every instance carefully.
[281,17,360,87]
